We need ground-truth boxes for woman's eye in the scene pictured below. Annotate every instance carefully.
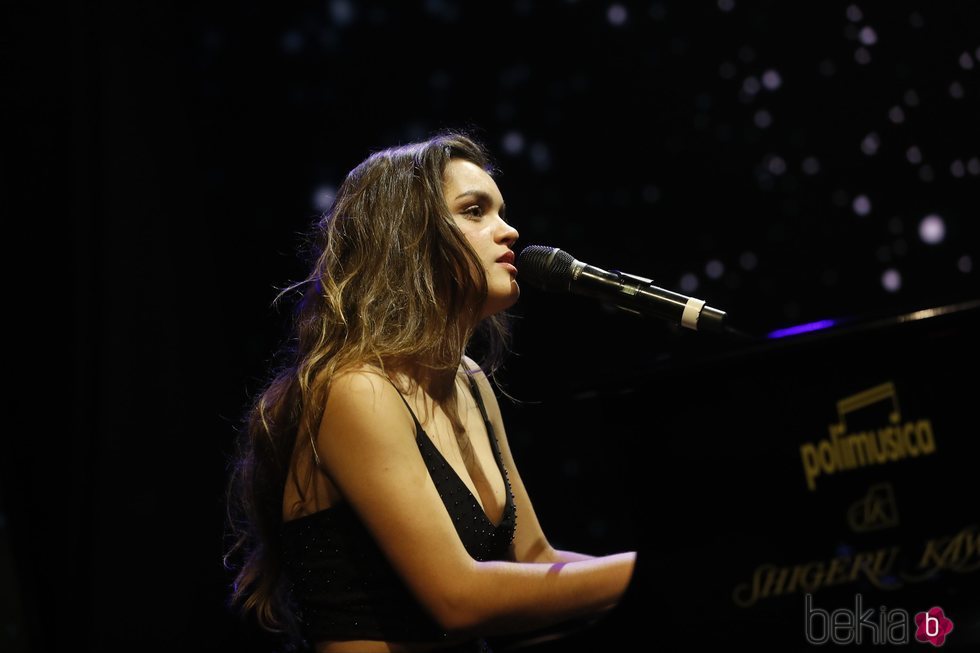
[463,205,484,219]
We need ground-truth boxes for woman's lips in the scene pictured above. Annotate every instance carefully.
[496,251,517,274]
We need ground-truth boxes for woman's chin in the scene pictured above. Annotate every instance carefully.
[482,289,520,319]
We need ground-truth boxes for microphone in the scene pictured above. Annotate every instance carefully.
[516,245,729,334]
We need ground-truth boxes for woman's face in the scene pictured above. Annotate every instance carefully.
[443,159,520,318]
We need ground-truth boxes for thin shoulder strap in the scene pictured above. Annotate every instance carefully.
[461,363,511,488]
[383,375,424,432]
[309,374,423,466]
[462,362,496,438]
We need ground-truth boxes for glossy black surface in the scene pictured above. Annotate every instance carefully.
[545,301,980,651]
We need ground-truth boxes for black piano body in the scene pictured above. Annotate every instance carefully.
[498,300,980,652]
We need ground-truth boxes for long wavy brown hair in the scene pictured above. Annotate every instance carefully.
[224,130,513,644]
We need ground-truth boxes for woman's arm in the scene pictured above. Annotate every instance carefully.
[544,549,596,563]
[457,552,633,634]
[462,356,602,566]
[314,367,634,637]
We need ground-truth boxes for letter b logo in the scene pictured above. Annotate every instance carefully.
[915,607,954,646]
[804,594,830,644]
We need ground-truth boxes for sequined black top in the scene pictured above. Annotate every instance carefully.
[279,372,517,644]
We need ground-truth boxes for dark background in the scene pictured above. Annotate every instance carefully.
[5,1,979,651]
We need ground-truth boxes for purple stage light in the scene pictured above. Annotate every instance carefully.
[767,319,838,339]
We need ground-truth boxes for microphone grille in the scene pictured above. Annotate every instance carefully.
[516,245,576,291]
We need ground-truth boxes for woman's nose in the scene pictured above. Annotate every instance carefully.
[499,219,519,246]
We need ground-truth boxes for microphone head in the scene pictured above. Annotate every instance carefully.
[516,245,576,292]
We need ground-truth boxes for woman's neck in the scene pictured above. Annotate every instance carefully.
[388,360,462,403]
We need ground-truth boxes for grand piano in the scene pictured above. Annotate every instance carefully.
[492,299,980,652]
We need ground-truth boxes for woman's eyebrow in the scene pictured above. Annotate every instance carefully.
[453,190,507,218]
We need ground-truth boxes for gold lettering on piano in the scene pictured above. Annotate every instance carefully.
[732,525,980,608]
[902,524,980,581]
[798,382,936,491]
[732,546,900,608]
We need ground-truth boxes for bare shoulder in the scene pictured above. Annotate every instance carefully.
[316,363,414,452]
[461,354,488,382]
[329,362,396,402]
[461,355,504,415]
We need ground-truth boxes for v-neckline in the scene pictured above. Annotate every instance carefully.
[415,414,512,530]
